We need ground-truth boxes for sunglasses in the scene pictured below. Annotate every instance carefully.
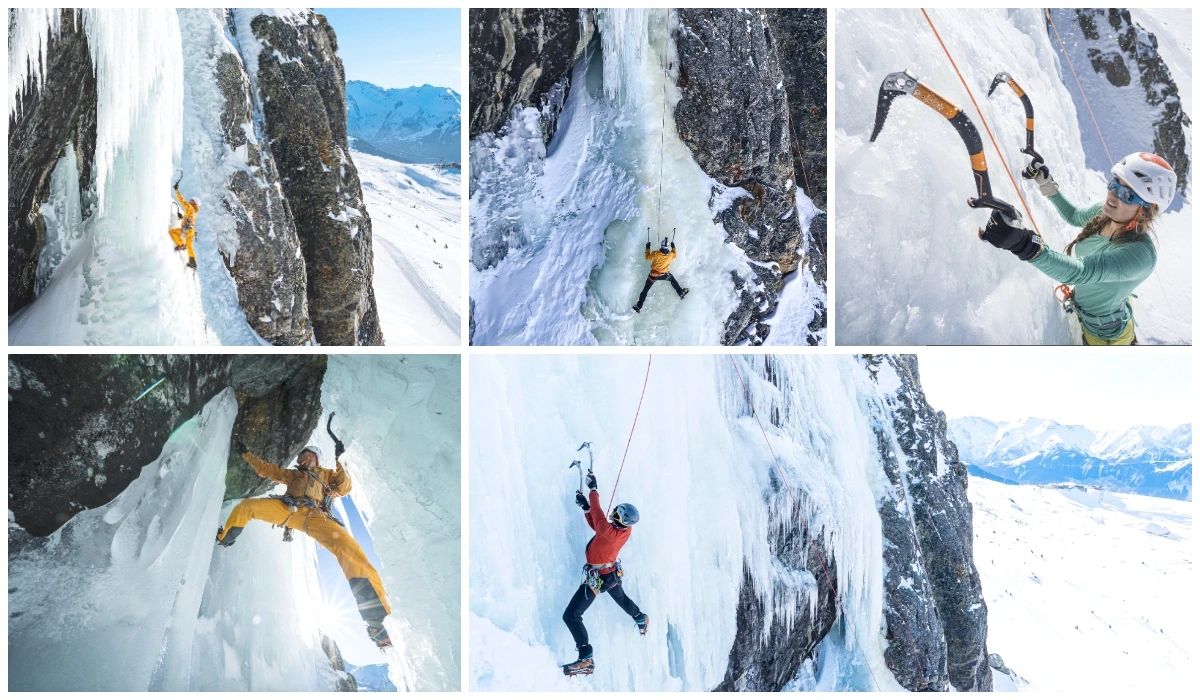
[1107,177,1149,207]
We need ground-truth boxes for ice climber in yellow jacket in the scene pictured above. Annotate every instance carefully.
[633,237,689,313]
[169,186,200,269]
[217,440,394,649]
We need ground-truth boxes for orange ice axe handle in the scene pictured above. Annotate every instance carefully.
[871,70,1021,224]
[987,72,1044,167]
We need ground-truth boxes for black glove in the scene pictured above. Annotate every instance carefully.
[645,241,652,251]
[979,210,1042,261]
[234,436,248,454]
[670,242,676,251]
[585,472,597,490]
[1021,161,1058,196]
[333,439,345,458]
[575,491,590,511]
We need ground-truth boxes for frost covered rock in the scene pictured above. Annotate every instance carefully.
[237,11,382,345]
[673,9,825,345]
[868,355,991,691]
[1048,9,1190,201]
[7,9,97,314]
[225,355,327,499]
[468,8,593,143]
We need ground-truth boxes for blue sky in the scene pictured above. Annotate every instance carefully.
[317,8,460,92]
[919,350,1191,429]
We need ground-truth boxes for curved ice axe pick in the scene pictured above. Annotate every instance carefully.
[577,441,594,476]
[870,70,1022,224]
[326,412,345,457]
[567,459,584,491]
[987,72,1044,168]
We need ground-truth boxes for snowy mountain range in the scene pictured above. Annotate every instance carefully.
[949,417,1192,500]
[347,81,460,164]
[345,662,398,692]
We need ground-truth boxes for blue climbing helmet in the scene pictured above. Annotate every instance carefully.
[611,503,640,527]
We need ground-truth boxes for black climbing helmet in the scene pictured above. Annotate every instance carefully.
[611,503,640,527]
[659,237,670,254]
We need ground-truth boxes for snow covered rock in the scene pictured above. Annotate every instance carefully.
[673,9,825,344]
[238,11,382,345]
[347,80,460,164]
[467,8,593,143]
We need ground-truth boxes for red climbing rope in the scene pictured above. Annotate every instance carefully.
[608,355,653,511]
[1046,9,1115,165]
[921,8,1044,239]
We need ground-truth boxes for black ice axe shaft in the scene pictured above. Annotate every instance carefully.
[326,412,345,455]
[870,70,1021,223]
[987,72,1044,168]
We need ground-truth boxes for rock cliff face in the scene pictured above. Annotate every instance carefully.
[241,12,382,345]
[468,8,592,143]
[7,9,96,315]
[1050,9,1190,199]
[674,8,826,344]
[866,355,991,691]
[8,354,326,540]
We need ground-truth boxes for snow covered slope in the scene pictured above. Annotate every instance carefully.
[354,149,461,344]
[469,354,989,691]
[835,8,1191,344]
[972,480,1193,693]
[950,416,1192,499]
[347,80,460,164]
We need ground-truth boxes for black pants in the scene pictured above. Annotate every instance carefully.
[635,273,685,308]
[562,571,643,653]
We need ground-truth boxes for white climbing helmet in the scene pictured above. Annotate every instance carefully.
[299,445,323,464]
[1111,152,1177,209]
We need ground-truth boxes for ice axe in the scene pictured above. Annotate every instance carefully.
[986,72,1044,169]
[870,70,1022,224]
[326,412,345,458]
[172,168,183,189]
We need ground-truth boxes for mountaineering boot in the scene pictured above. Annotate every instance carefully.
[187,259,197,270]
[216,528,233,547]
[632,304,642,313]
[367,623,393,649]
[635,613,650,636]
[678,289,689,300]
[562,644,594,676]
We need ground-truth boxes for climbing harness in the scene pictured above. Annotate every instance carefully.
[582,560,623,594]
[986,72,1044,170]
[870,69,1022,224]
[607,355,653,512]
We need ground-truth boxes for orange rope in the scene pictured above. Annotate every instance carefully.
[920,8,1043,238]
[1046,9,1115,165]
[608,355,653,511]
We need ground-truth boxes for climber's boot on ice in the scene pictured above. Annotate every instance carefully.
[678,289,689,300]
[635,613,650,636]
[632,304,642,314]
[562,645,594,676]
[187,258,197,270]
[216,526,241,547]
[367,623,393,649]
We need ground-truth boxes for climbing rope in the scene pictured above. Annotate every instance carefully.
[654,8,669,239]
[607,354,653,511]
[920,9,1044,239]
[1045,10,1115,165]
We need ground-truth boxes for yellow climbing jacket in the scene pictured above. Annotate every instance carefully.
[645,248,676,277]
[242,451,351,502]
[169,188,200,262]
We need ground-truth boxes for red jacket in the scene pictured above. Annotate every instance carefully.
[583,489,630,566]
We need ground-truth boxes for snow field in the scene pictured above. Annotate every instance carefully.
[971,480,1193,693]
[469,355,914,690]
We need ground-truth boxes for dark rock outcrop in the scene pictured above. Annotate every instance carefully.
[226,355,327,499]
[1049,9,1190,201]
[236,12,382,345]
[7,9,97,315]
[8,355,230,537]
[866,355,992,691]
[8,354,328,540]
[673,9,825,345]
[468,8,591,143]
[207,36,312,345]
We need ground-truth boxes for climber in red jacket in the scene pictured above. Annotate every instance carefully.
[560,473,647,676]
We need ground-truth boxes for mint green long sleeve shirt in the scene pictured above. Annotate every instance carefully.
[1027,192,1156,338]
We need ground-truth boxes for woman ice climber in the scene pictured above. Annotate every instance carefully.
[979,151,1178,345]
[561,472,649,676]
[216,441,394,649]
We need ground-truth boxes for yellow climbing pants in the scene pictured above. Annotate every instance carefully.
[1082,319,1136,346]
[219,497,392,617]
[168,226,196,263]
